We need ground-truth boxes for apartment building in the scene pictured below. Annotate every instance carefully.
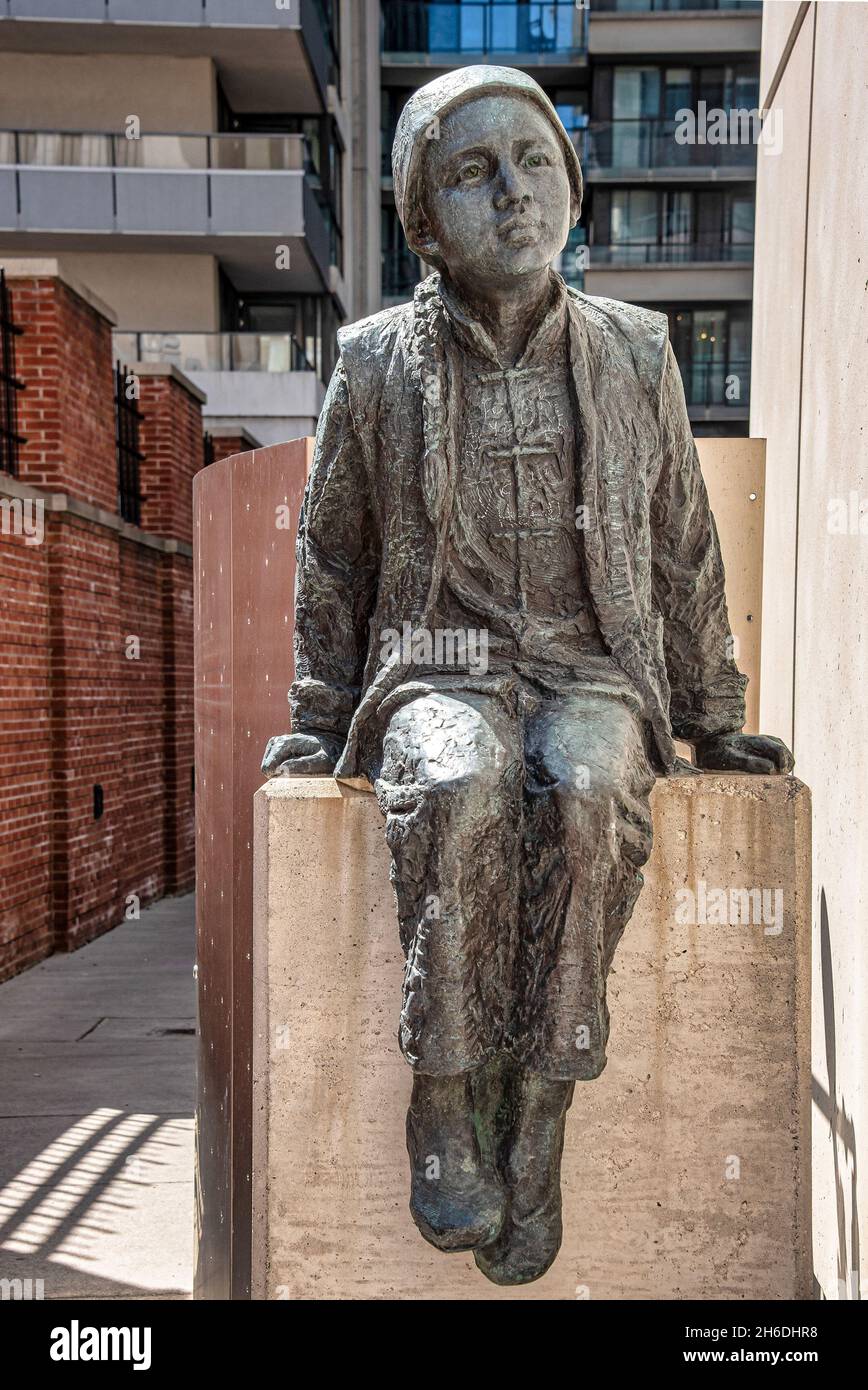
[0,2,762,445]
[0,0,381,447]
[380,0,763,436]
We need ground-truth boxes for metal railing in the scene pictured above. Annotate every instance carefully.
[593,1,761,12]
[381,1,588,56]
[0,129,309,172]
[113,331,316,376]
[1,1,305,24]
[585,118,758,172]
[590,239,754,264]
[0,269,25,477]
[680,355,750,408]
[115,363,143,526]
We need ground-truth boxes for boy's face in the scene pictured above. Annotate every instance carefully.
[420,93,573,288]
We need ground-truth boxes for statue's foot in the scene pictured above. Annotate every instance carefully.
[474,1070,574,1285]
[473,1190,562,1285]
[410,1167,506,1253]
[407,1072,506,1252]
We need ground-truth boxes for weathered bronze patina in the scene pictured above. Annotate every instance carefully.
[263,66,793,1286]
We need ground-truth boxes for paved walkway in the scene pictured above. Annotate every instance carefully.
[0,894,195,1300]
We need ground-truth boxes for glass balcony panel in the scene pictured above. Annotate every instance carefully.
[230,334,294,372]
[586,119,758,172]
[115,136,209,171]
[210,136,305,172]
[680,357,751,409]
[17,132,112,167]
[111,332,314,375]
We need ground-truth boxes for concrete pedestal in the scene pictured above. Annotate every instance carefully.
[252,774,811,1300]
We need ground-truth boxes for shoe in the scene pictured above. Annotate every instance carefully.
[474,1071,573,1284]
[473,1189,562,1283]
[406,1073,506,1252]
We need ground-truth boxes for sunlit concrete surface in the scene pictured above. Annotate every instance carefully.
[0,895,195,1300]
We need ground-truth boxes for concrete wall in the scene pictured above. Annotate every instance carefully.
[589,11,763,58]
[191,369,325,449]
[253,774,811,1300]
[0,52,216,131]
[751,0,868,1302]
[55,253,219,332]
[349,0,385,321]
[585,264,753,304]
[700,438,764,736]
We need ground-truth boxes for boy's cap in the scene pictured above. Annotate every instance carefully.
[392,65,583,260]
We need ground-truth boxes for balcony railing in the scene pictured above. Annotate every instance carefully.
[0,129,339,275]
[382,1,588,57]
[112,332,315,376]
[592,2,761,12]
[585,118,758,173]
[1,1,306,24]
[680,355,750,409]
[590,239,754,264]
[0,130,309,172]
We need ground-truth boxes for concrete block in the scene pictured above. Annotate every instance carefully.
[252,774,811,1300]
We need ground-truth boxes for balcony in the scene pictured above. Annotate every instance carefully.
[0,1,333,110]
[381,1,588,66]
[0,130,333,291]
[114,331,315,376]
[680,355,750,411]
[592,2,761,10]
[584,119,758,180]
[590,239,753,265]
[113,330,327,447]
[589,0,762,57]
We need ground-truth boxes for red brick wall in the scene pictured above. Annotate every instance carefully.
[0,270,202,979]
[119,538,166,914]
[162,554,195,894]
[11,277,118,513]
[210,436,252,465]
[138,373,205,545]
[0,504,52,978]
[48,511,124,952]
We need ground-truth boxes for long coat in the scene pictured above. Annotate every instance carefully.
[289,274,747,778]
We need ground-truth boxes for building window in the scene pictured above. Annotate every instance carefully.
[0,269,25,477]
[115,363,144,526]
[660,305,752,409]
[220,286,340,386]
[382,205,422,300]
[381,0,588,57]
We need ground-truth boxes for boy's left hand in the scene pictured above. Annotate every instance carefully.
[693,733,794,775]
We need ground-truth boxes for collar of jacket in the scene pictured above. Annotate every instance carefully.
[435,269,569,370]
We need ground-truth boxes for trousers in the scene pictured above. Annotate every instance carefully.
[369,671,656,1080]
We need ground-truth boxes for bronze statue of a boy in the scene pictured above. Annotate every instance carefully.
[263,66,792,1286]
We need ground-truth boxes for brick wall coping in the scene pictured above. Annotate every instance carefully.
[0,257,118,325]
[207,425,262,449]
[131,361,208,406]
[0,471,193,558]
